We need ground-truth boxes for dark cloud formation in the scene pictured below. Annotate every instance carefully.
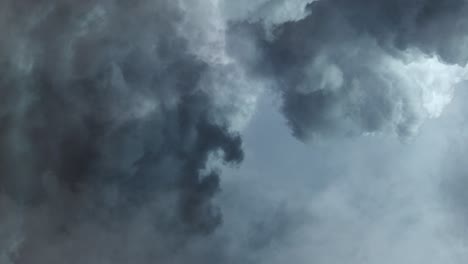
[233,0,468,140]
[2,0,468,263]
[0,1,243,263]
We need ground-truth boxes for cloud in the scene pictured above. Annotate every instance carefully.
[218,88,468,264]
[2,0,468,263]
[221,0,317,31]
[0,0,253,263]
[234,0,468,139]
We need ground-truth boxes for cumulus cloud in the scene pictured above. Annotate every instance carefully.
[0,0,253,263]
[2,0,468,263]
[235,0,468,139]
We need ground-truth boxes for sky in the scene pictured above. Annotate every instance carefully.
[1,0,468,263]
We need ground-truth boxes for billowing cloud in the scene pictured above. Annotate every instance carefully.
[0,0,251,263]
[235,0,468,139]
[2,0,468,264]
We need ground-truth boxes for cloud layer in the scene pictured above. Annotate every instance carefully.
[0,1,248,263]
[235,0,468,139]
[1,0,468,263]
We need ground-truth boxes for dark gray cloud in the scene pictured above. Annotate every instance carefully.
[0,1,244,263]
[2,0,468,263]
[232,0,468,140]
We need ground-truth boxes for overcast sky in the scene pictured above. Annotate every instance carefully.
[1,0,468,263]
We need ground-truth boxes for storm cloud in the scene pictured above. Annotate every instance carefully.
[1,0,468,263]
[0,1,248,263]
[234,0,468,139]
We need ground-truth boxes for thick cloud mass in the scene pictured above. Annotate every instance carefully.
[237,0,468,139]
[0,1,247,263]
[2,0,468,263]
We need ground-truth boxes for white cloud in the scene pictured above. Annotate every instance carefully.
[221,0,318,27]
[386,53,468,119]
